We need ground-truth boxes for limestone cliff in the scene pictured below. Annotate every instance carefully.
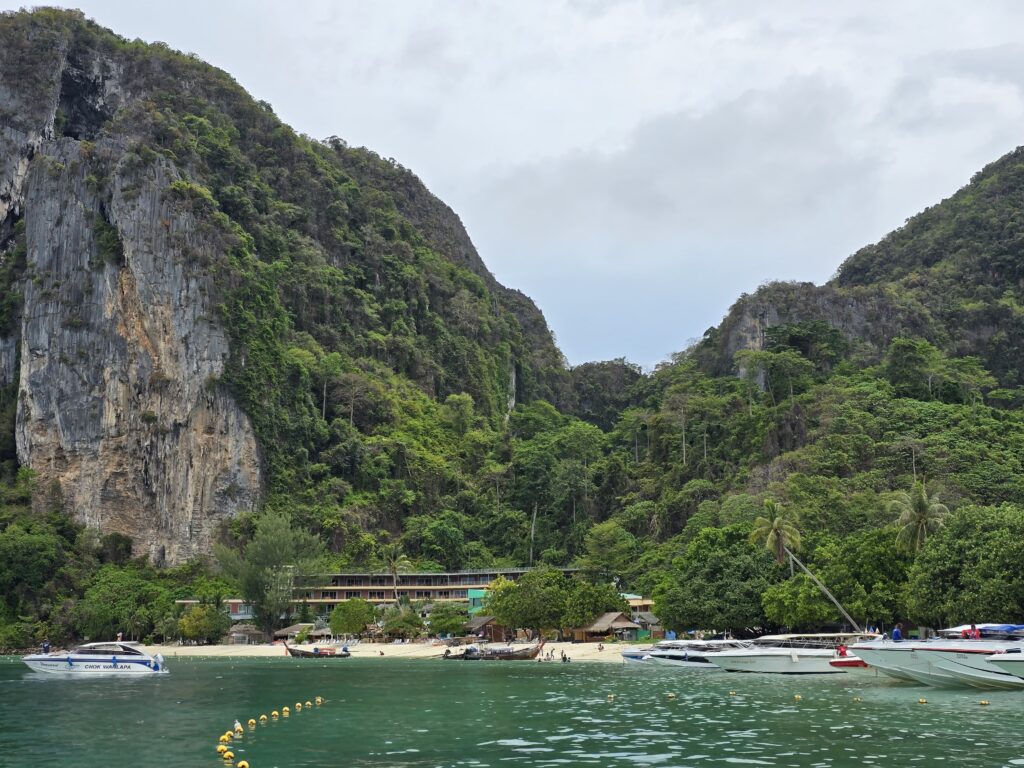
[0,27,262,563]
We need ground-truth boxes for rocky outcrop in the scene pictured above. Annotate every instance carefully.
[13,139,261,564]
[0,18,262,563]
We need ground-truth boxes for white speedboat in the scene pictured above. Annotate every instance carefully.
[22,642,168,675]
[987,649,1024,681]
[620,646,653,663]
[645,639,750,669]
[852,625,1024,689]
[709,633,875,674]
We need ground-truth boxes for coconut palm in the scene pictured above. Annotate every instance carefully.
[890,483,948,552]
[379,543,412,603]
[749,499,802,566]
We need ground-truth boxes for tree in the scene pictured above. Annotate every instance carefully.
[890,483,948,552]
[427,601,469,636]
[906,505,1024,626]
[177,604,230,644]
[749,499,801,565]
[75,565,172,641]
[654,525,778,633]
[562,579,628,629]
[577,520,638,585]
[330,598,374,636]
[381,606,423,639]
[483,566,568,633]
[215,509,324,637]
[379,542,411,601]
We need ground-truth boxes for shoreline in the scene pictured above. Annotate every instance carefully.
[142,640,630,663]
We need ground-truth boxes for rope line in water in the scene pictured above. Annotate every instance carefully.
[214,695,325,766]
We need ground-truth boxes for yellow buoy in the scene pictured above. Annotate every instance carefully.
[237,762,249,768]
[305,700,312,708]
[234,727,243,735]
[282,707,290,717]
[794,695,802,701]
[918,698,927,704]
[222,751,234,761]
[606,694,615,701]
[980,700,990,706]
[667,693,676,699]
[295,702,302,711]
[247,718,256,728]
[853,697,862,703]
[219,734,231,744]
[271,710,279,718]
[729,691,737,696]
[259,714,268,722]
[216,745,228,754]
[315,696,323,705]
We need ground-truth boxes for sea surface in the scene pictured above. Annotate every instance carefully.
[1,654,1022,767]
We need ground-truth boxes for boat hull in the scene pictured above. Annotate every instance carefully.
[644,654,720,669]
[710,649,843,674]
[852,640,1024,689]
[22,654,166,675]
[986,654,1024,681]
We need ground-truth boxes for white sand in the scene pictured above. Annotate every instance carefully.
[147,640,632,663]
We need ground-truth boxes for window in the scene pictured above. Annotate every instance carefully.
[369,591,385,600]
[345,591,361,599]
[322,591,337,600]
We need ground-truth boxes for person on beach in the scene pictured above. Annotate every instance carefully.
[891,623,903,642]
[42,638,50,654]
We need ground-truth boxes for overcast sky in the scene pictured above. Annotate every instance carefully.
[8,1,1024,367]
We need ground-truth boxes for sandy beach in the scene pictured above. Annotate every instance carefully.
[146,640,630,663]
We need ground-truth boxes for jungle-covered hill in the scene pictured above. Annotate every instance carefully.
[0,8,1022,647]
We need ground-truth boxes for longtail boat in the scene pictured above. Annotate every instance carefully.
[283,641,351,659]
[444,640,544,661]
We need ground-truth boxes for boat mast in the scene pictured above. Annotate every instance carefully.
[785,546,863,633]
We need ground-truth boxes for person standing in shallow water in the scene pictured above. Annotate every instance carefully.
[891,623,903,642]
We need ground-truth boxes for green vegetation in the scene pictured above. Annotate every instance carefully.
[1,8,1024,647]
[329,598,374,636]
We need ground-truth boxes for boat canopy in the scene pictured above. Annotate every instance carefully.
[939,624,1024,638]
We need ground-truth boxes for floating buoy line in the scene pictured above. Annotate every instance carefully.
[214,695,326,766]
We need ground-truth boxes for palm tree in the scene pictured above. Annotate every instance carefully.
[749,499,862,632]
[380,543,412,604]
[890,483,948,552]
[749,499,801,566]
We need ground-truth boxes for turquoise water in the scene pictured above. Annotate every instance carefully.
[1,655,1023,767]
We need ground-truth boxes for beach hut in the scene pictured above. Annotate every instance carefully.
[632,611,664,640]
[464,615,511,643]
[226,623,266,645]
[572,612,641,642]
[273,623,315,641]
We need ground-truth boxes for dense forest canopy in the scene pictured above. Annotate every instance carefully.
[1,9,1023,647]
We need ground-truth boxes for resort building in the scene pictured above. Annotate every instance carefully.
[294,567,578,615]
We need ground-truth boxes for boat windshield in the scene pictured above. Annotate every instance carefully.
[74,643,146,655]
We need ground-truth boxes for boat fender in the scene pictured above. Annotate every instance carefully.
[216,745,228,754]
[259,714,268,723]
[222,751,234,761]
[247,718,256,728]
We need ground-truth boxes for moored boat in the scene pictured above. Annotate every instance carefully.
[852,625,1024,689]
[986,649,1024,681]
[22,642,167,675]
[709,633,875,674]
[283,641,351,659]
[444,641,544,660]
[644,639,750,669]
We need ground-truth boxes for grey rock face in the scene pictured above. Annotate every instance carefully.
[14,140,261,564]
